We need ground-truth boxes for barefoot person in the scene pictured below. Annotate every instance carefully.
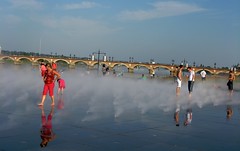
[38,63,61,106]
[57,78,66,95]
[187,67,195,96]
[176,65,184,96]
[227,70,235,96]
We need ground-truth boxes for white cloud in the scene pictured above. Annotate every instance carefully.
[62,1,99,10]
[9,0,43,10]
[119,1,205,21]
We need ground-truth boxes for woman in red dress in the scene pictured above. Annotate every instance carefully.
[38,63,61,106]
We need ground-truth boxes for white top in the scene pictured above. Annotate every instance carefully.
[188,70,195,81]
[186,112,192,124]
[200,70,206,78]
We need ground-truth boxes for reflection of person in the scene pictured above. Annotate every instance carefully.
[200,69,206,81]
[57,78,66,95]
[174,105,180,126]
[57,95,64,110]
[40,106,56,148]
[227,70,235,95]
[187,67,195,95]
[176,65,183,96]
[38,63,61,106]
[226,105,233,120]
[184,108,192,126]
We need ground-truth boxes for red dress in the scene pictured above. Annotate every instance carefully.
[42,70,55,96]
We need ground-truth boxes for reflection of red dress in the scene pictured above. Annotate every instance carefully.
[42,70,55,96]
[58,98,64,110]
[40,115,54,140]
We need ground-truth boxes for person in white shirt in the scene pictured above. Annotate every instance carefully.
[200,69,206,81]
[187,67,195,95]
[184,108,192,126]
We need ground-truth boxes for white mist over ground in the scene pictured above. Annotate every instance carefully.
[0,65,239,124]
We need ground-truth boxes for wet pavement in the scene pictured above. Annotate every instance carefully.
[0,67,240,151]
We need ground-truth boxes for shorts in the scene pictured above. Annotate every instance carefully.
[176,78,182,88]
[227,80,233,90]
[42,83,55,96]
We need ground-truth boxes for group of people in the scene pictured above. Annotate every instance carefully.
[175,65,236,96]
[173,64,236,126]
[174,106,193,127]
[38,62,66,106]
[175,65,196,97]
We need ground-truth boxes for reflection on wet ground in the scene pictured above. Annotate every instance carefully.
[0,67,240,151]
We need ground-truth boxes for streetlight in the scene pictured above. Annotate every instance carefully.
[92,49,106,75]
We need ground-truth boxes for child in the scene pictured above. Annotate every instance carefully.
[57,78,66,95]
[40,62,47,77]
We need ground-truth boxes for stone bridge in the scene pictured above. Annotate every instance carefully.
[0,55,239,76]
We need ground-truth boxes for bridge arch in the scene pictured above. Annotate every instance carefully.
[18,57,32,65]
[153,65,172,71]
[153,66,171,76]
[73,60,88,66]
[0,56,15,62]
[133,64,150,74]
[195,68,213,75]
[35,58,51,63]
[55,59,69,65]
[112,63,128,69]
[16,57,32,62]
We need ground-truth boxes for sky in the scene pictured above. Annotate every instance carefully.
[0,0,239,67]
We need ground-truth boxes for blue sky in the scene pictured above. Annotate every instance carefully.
[0,0,239,67]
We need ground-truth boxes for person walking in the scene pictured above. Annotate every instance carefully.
[200,69,206,81]
[38,63,61,106]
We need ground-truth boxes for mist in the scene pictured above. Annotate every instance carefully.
[0,65,239,127]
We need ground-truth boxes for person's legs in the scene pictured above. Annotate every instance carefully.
[49,83,55,106]
[58,88,60,95]
[188,81,191,93]
[188,81,194,93]
[176,79,181,96]
[228,81,233,96]
[39,85,48,106]
[176,87,180,96]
